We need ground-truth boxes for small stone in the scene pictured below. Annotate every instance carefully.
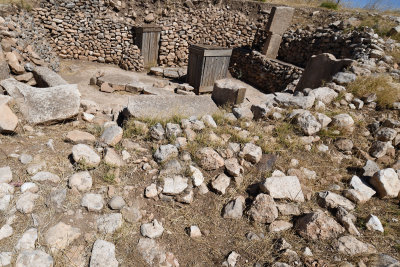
[202,115,217,128]
[260,175,304,202]
[363,160,380,177]
[223,196,245,219]
[0,224,13,241]
[222,251,240,267]
[121,206,142,223]
[242,143,262,164]
[211,173,230,195]
[141,219,164,239]
[188,225,202,238]
[89,240,118,267]
[149,123,165,140]
[100,125,123,146]
[196,147,224,170]
[225,158,243,177]
[108,196,125,210]
[72,144,101,167]
[269,220,293,232]
[68,171,92,192]
[96,213,123,234]
[66,130,96,144]
[0,252,12,266]
[81,193,104,212]
[336,235,376,256]
[189,166,204,186]
[0,166,12,183]
[15,250,53,267]
[19,154,33,164]
[295,210,344,240]
[45,222,81,253]
[163,176,188,195]
[366,214,384,233]
[302,247,313,257]
[154,144,179,163]
[104,148,124,167]
[370,168,400,198]
[16,192,39,214]
[248,193,278,223]
[165,123,182,138]
[145,183,158,198]
[317,191,355,211]
[331,114,354,129]
[31,171,60,183]
[15,228,37,251]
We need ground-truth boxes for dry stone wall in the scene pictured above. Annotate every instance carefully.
[277,27,373,68]
[33,0,144,71]
[33,0,374,72]
[229,48,303,93]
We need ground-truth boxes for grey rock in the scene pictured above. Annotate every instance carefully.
[366,214,384,233]
[141,220,164,239]
[223,196,245,219]
[261,175,304,202]
[90,240,118,267]
[0,166,12,183]
[108,196,126,210]
[149,123,165,140]
[72,144,101,167]
[81,193,104,212]
[162,175,188,195]
[32,66,68,87]
[370,168,400,198]
[15,250,53,267]
[154,144,179,163]
[211,173,231,195]
[100,126,123,146]
[308,87,338,104]
[336,235,376,256]
[332,72,356,85]
[317,191,355,211]
[248,193,278,223]
[97,213,123,234]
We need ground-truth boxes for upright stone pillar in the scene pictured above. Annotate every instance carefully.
[134,25,162,68]
[262,6,295,59]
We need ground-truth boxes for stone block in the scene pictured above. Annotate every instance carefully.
[296,53,354,91]
[211,78,246,106]
[262,33,282,59]
[266,7,295,35]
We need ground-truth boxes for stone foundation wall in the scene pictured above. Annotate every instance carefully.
[33,0,144,71]
[229,48,303,93]
[277,28,372,68]
[32,0,372,71]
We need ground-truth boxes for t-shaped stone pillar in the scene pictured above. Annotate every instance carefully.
[262,6,295,59]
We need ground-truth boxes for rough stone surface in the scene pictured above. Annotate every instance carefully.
[196,147,224,170]
[248,193,278,223]
[163,176,188,195]
[261,176,304,202]
[81,193,104,212]
[0,104,18,133]
[295,210,345,240]
[100,126,123,146]
[370,168,400,198]
[212,78,246,106]
[68,171,92,192]
[223,196,245,219]
[97,213,123,234]
[211,174,231,195]
[45,222,81,252]
[141,220,164,239]
[154,144,179,163]
[336,235,376,256]
[72,144,101,167]
[242,143,262,164]
[15,250,53,267]
[90,240,118,267]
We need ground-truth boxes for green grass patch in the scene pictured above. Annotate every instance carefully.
[320,1,338,10]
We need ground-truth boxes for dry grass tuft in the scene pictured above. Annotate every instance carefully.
[357,15,397,38]
[347,74,400,108]
[0,0,34,10]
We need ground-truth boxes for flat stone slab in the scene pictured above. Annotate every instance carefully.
[122,95,219,119]
[97,73,138,91]
[32,66,68,87]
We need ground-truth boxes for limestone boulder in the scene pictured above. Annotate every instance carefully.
[295,210,344,240]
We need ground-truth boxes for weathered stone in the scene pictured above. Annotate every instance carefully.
[16,192,39,214]
[262,33,283,59]
[45,222,81,252]
[90,240,118,267]
[163,176,188,195]
[212,78,246,106]
[0,104,18,133]
[141,220,164,239]
[149,123,165,140]
[100,126,123,146]
[296,112,321,136]
[330,114,354,129]
[317,191,355,211]
[223,196,245,219]
[15,228,37,251]
[295,210,344,240]
[248,193,278,223]
[332,72,356,85]
[363,160,380,177]
[68,171,92,192]
[31,171,60,183]
[196,147,224,170]
[104,148,124,167]
[65,130,96,144]
[15,250,53,267]
[0,79,80,124]
[32,66,68,87]
[97,213,123,234]
[336,235,376,256]
[0,166,12,183]
[269,220,293,232]
[370,168,400,198]
[366,214,384,233]
[122,95,218,120]
[261,176,304,202]
[225,158,243,177]
[81,193,104,212]
[72,144,101,167]
[154,144,179,163]
[296,53,353,90]
[211,173,231,194]
[108,196,126,210]
[189,166,204,186]
[265,6,295,35]
[308,87,338,104]
[242,143,262,164]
